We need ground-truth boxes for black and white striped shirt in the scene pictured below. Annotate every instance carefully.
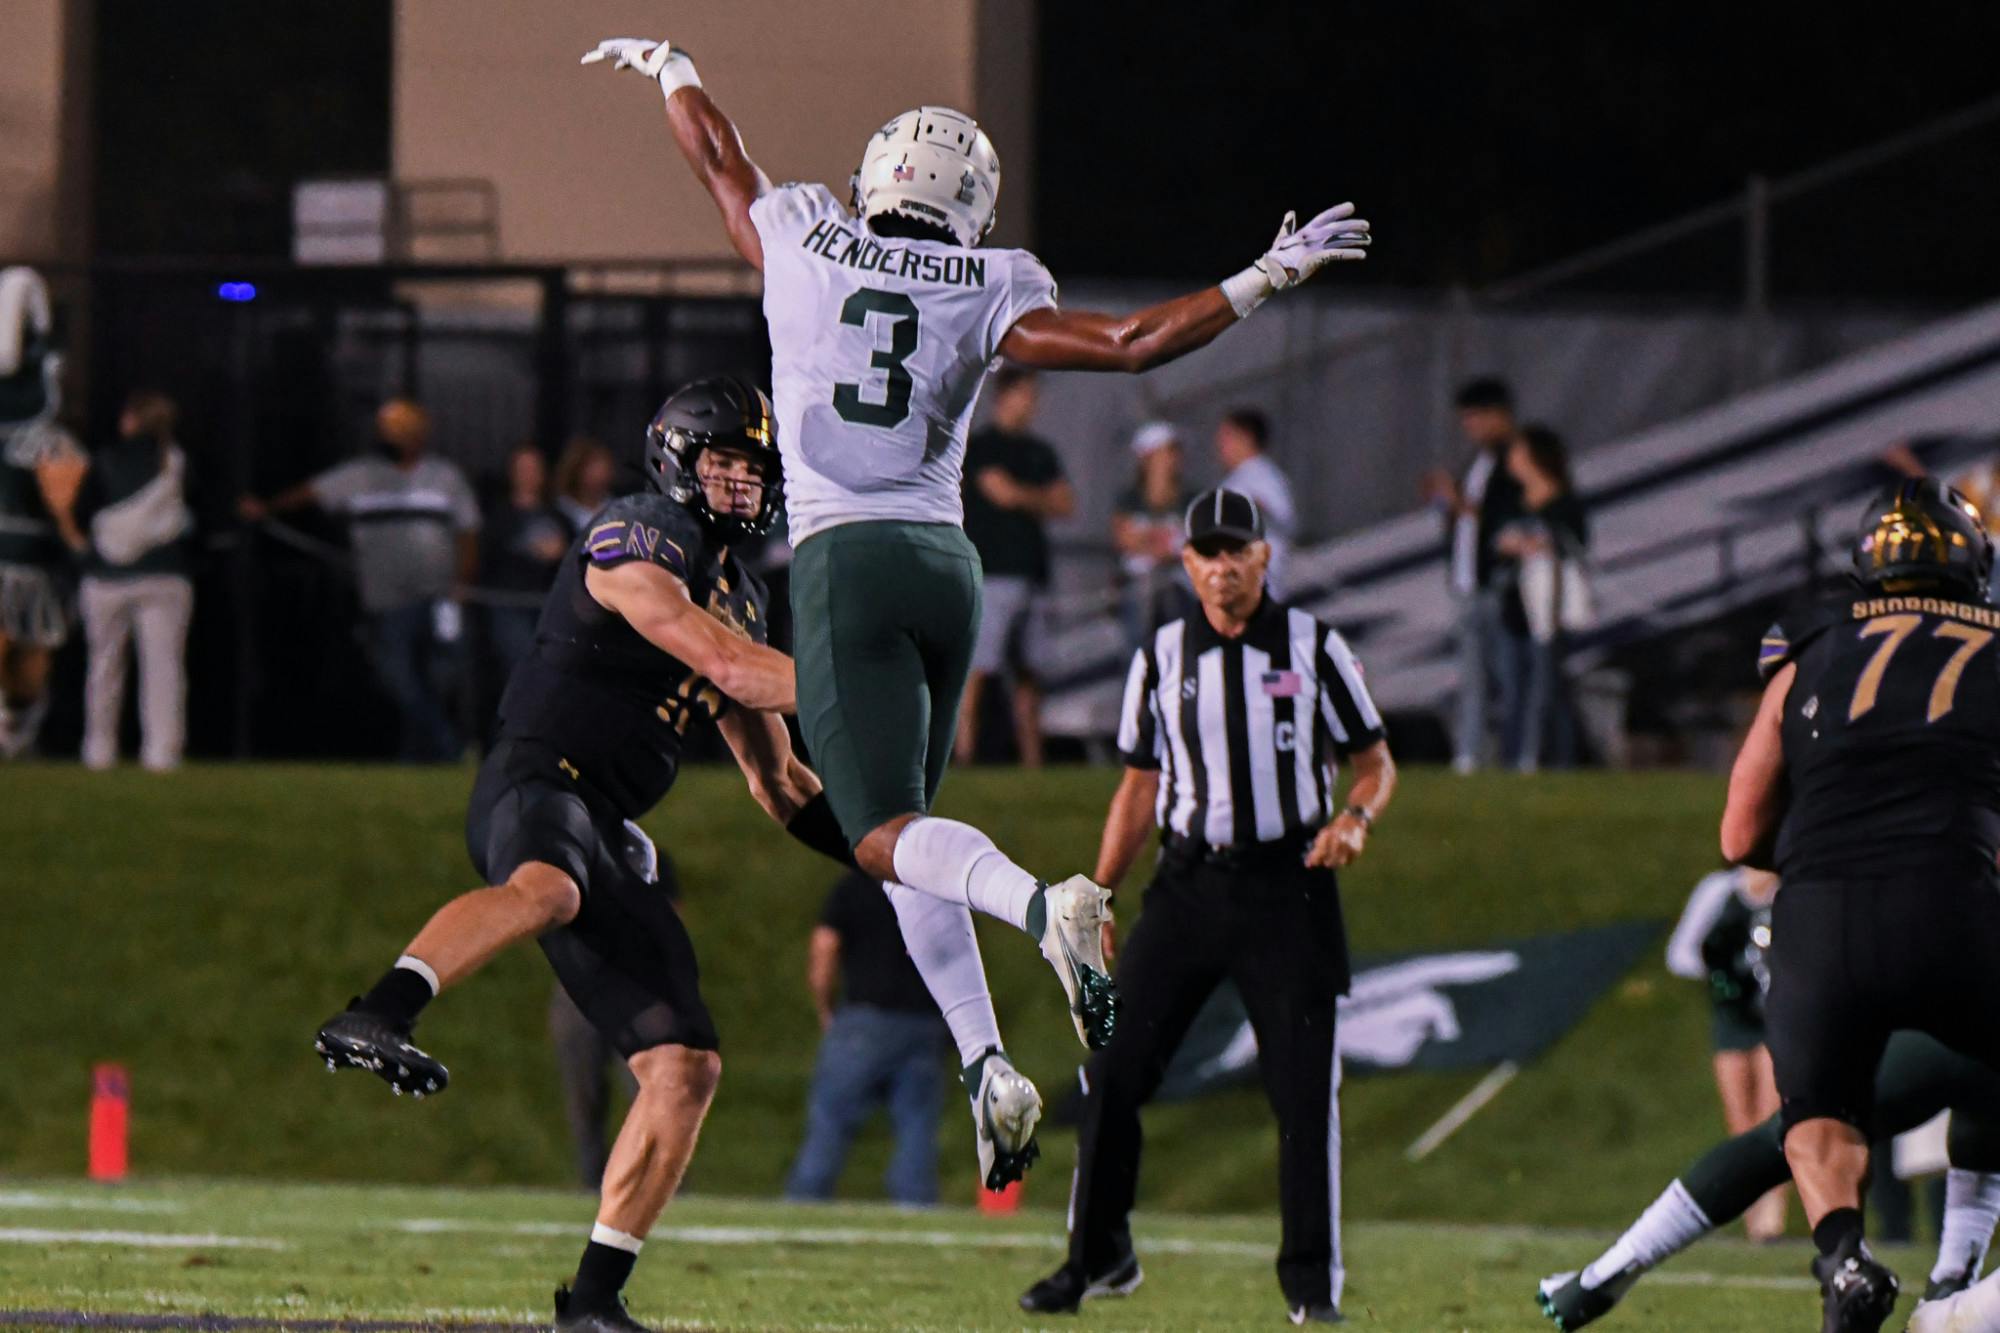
[1117,596,1386,847]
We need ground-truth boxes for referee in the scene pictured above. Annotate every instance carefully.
[1020,487,1396,1326]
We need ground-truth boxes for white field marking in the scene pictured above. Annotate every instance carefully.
[392,1217,1270,1258]
[1405,1061,1520,1161]
[0,1226,285,1249]
[1651,1271,1819,1293]
[0,1190,183,1213]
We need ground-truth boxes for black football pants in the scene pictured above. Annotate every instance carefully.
[1066,851,1350,1310]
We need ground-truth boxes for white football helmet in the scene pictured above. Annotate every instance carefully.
[851,106,1001,247]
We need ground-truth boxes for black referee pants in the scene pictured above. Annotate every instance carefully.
[1067,850,1350,1310]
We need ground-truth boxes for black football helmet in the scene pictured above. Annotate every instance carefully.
[1852,477,1993,598]
[643,375,781,543]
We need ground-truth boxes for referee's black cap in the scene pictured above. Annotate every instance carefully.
[1184,487,1266,550]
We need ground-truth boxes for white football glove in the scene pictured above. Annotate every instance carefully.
[1221,202,1372,318]
[580,37,702,99]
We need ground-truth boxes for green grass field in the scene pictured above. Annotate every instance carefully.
[0,1177,1878,1330]
[0,761,1880,1328]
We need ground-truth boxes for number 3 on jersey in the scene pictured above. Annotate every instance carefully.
[831,288,920,428]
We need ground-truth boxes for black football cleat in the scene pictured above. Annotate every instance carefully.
[1019,1253,1144,1314]
[313,1002,448,1098]
[1288,1303,1344,1325]
[554,1285,654,1332]
[1923,1269,1973,1302]
[1812,1235,1900,1333]
[1536,1269,1636,1330]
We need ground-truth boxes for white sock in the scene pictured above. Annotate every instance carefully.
[890,817,1041,934]
[1581,1180,1713,1290]
[590,1222,644,1254]
[882,881,1004,1067]
[395,955,440,996]
[1935,1169,2000,1284]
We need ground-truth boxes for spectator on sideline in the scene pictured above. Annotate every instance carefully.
[785,870,950,1207]
[554,435,616,532]
[1213,407,1297,594]
[482,443,570,684]
[240,398,479,762]
[957,368,1074,768]
[77,391,195,771]
[1496,425,1589,771]
[1666,865,1787,1241]
[1423,377,1526,773]
[1110,421,1191,651]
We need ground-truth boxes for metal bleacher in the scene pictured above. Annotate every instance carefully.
[1042,298,2000,745]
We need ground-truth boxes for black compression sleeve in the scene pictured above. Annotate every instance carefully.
[787,792,857,868]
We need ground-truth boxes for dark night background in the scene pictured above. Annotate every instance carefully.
[94,1,2000,304]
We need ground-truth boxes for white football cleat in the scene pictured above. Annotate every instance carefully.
[970,1051,1042,1192]
[1910,1274,2000,1333]
[1039,876,1119,1050]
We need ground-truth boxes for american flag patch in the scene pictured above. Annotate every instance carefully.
[892,160,915,182]
[1262,670,1303,698]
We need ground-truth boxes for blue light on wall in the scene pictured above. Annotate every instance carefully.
[216,282,257,302]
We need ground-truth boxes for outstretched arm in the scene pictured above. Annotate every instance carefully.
[585,559,796,712]
[717,707,857,869]
[583,38,771,270]
[999,203,1371,373]
[717,707,821,823]
[1721,663,1792,866]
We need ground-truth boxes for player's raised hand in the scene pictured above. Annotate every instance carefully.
[581,37,702,98]
[1220,201,1371,318]
[1258,203,1372,288]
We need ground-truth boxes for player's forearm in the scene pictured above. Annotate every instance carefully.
[709,638,797,714]
[663,87,769,268]
[1094,774,1161,888]
[1004,288,1239,374]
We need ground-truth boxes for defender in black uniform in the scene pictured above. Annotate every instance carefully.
[312,378,856,1333]
[1721,477,2000,1333]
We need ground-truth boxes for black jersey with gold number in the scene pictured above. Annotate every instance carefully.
[496,493,768,819]
[1762,590,2000,883]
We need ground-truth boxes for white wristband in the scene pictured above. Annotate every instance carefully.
[656,50,702,100]
[1220,265,1274,320]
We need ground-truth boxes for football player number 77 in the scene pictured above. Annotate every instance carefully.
[831,288,920,428]
[1848,613,1995,723]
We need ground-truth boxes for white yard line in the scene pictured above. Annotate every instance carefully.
[1651,1271,1819,1292]
[1405,1061,1521,1161]
[0,1227,285,1250]
[393,1217,1270,1257]
[0,1191,182,1214]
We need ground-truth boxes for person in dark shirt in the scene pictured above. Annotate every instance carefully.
[956,368,1074,768]
[76,390,195,771]
[1496,425,1590,771]
[784,870,950,1205]
[1423,377,1528,772]
[311,378,859,1333]
[484,443,574,683]
[1721,478,2000,1331]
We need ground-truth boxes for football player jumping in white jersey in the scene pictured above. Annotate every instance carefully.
[584,35,1370,1194]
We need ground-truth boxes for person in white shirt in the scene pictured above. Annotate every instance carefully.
[1213,408,1296,595]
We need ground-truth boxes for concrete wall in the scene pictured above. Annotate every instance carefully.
[394,0,1035,267]
[0,0,72,259]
